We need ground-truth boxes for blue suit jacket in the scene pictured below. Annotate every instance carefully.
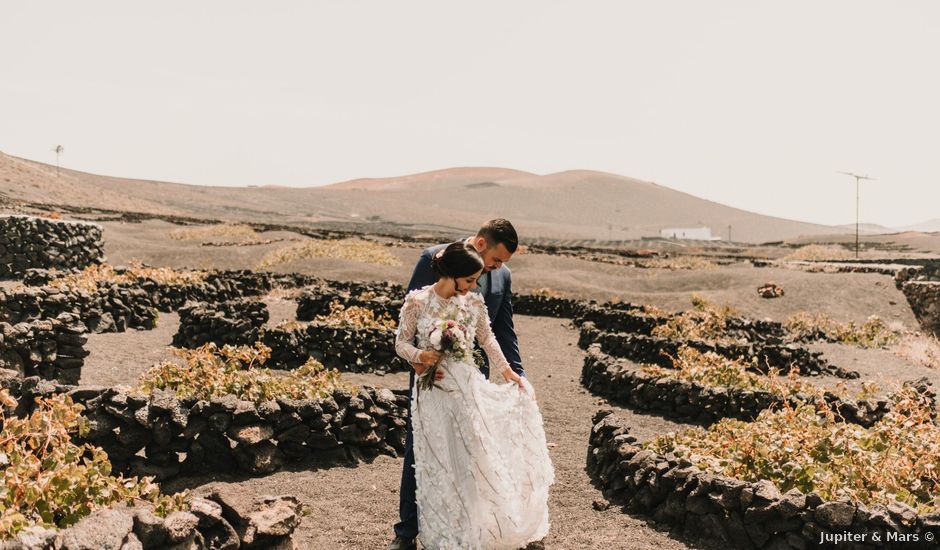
[406,243,524,377]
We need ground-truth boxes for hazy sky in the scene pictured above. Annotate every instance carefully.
[2,1,938,228]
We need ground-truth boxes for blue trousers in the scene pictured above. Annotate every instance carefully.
[394,366,490,539]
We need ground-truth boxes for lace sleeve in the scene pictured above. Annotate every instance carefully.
[395,291,424,364]
[472,295,511,375]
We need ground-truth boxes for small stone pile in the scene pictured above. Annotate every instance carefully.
[3,489,302,550]
[173,300,269,348]
[758,281,785,299]
[0,215,104,278]
[0,313,87,383]
[587,410,939,549]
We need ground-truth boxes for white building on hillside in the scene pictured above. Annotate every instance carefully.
[660,226,720,240]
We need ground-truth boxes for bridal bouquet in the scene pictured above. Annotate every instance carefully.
[418,317,475,391]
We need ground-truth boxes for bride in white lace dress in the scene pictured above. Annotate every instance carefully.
[394,242,554,549]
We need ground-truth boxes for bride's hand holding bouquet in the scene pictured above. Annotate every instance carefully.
[417,317,473,391]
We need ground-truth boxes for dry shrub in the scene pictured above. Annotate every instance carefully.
[0,389,187,537]
[169,223,259,242]
[45,261,207,293]
[638,256,717,270]
[315,300,396,329]
[652,294,739,342]
[786,312,901,348]
[258,238,402,268]
[647,385,939,512]
[891,332,940,370]
[275,320,308,331]
[641,346,828,399]
[136,342,354,403]
[530,287,563,299]
[784,244,854,261]
[640,304,671,317]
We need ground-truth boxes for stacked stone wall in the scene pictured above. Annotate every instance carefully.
[0,313,87,383]
[0,215,104,278]
[8,377,409,481]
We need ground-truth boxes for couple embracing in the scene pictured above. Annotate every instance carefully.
[385,219,555,550]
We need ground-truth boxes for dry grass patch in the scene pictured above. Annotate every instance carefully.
[257,238,402,269]
[43,261,207,293]
[169,223,259,242]
[315,301,397,329]
[638,256,718,270]
[891,332,940,370]
[530,287,564,299]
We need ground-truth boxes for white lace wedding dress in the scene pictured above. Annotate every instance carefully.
[395,285,554,549]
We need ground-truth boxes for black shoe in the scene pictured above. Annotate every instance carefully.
[385,536,417,550]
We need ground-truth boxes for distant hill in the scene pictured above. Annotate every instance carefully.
[896,219,940,234]
[0,151,847,243]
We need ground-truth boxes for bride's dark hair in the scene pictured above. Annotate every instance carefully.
[430,241,484,279]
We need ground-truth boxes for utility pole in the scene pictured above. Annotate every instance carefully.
[53,145,64,177]
[727,224,732,242]
[837,171,875,258]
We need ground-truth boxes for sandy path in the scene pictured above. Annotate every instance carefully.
[80,311,180,387]
[161,316,710,549]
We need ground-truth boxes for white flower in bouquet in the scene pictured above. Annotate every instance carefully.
[418,315,476,391]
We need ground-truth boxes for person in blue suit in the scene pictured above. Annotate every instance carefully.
[386,218,525,550]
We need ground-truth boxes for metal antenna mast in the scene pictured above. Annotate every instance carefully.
[837,171,875,258]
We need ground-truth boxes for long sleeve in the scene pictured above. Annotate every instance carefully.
[395,292,424,364]
[472,295,511,376]
[490,272,524,376]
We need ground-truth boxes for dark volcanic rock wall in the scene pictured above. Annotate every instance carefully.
[7,377,410,481]
[0,313,88,383]
[0,215,104,277]
[173,300,269,348]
